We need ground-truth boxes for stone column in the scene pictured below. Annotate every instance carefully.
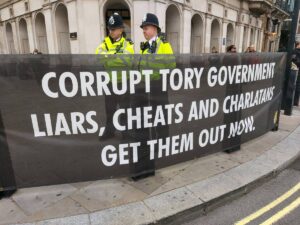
[66,0,79,54]
[11,21,19,53]
[275,22,283,51]
[182,6,192,53]
[259,29,264,52]
[43,3,56,53]
[0,24,7,53]
[25,15,36,53]
[235,23,244,53]
[222,20,228,53]
[155,0,166,32]
[204,14,212,53]
[245,26,251,49]
[254,28,258,50]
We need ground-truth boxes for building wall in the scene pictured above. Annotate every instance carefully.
[0,0,277,54]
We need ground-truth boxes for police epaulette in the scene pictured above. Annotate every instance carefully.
[158,32,168,43]
[101,39,109,51]
[159,38,168,44]
[126,38,133,45]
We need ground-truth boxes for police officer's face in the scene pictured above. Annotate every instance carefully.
[109,28,123,40]
[143,25,157,41]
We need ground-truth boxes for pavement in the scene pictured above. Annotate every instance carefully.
[1,107,300,225]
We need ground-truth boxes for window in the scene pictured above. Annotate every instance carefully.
[208,4,212,13]
[25,2,29,11]
[9,7,13,17]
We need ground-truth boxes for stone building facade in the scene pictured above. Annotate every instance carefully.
[0,0,290,54]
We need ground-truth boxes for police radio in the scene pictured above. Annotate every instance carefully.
[115,44,123,54]
[149,41,157,54]
[140,42,150,52]
[158,32,167,42]
[140,41,157,54]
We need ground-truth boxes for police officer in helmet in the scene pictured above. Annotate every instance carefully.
[140,13,173,54]
[95,13,134,140]
[95,12,134,54]
[130,14,174,181]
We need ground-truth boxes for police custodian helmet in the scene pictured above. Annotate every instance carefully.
[107,13,124,29]
[140,13,161,32]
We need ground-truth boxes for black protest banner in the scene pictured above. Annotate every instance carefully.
[0,53,286,188]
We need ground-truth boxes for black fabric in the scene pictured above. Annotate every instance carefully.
[294,73,300,105]
[0,53,286,188]
[292,48,300,68]
[107,13,124,29]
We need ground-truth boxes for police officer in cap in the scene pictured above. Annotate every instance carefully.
[95,13,134,140]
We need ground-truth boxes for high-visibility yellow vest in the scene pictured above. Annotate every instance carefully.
[140,37,173,54]
[95,36,134,54]
[139,37,175,80]
[95,36,134,83]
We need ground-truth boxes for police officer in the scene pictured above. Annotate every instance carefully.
[95,13,134,54]
[130,14,174,180]
[95,13,134,140]
[140,13,173,54]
